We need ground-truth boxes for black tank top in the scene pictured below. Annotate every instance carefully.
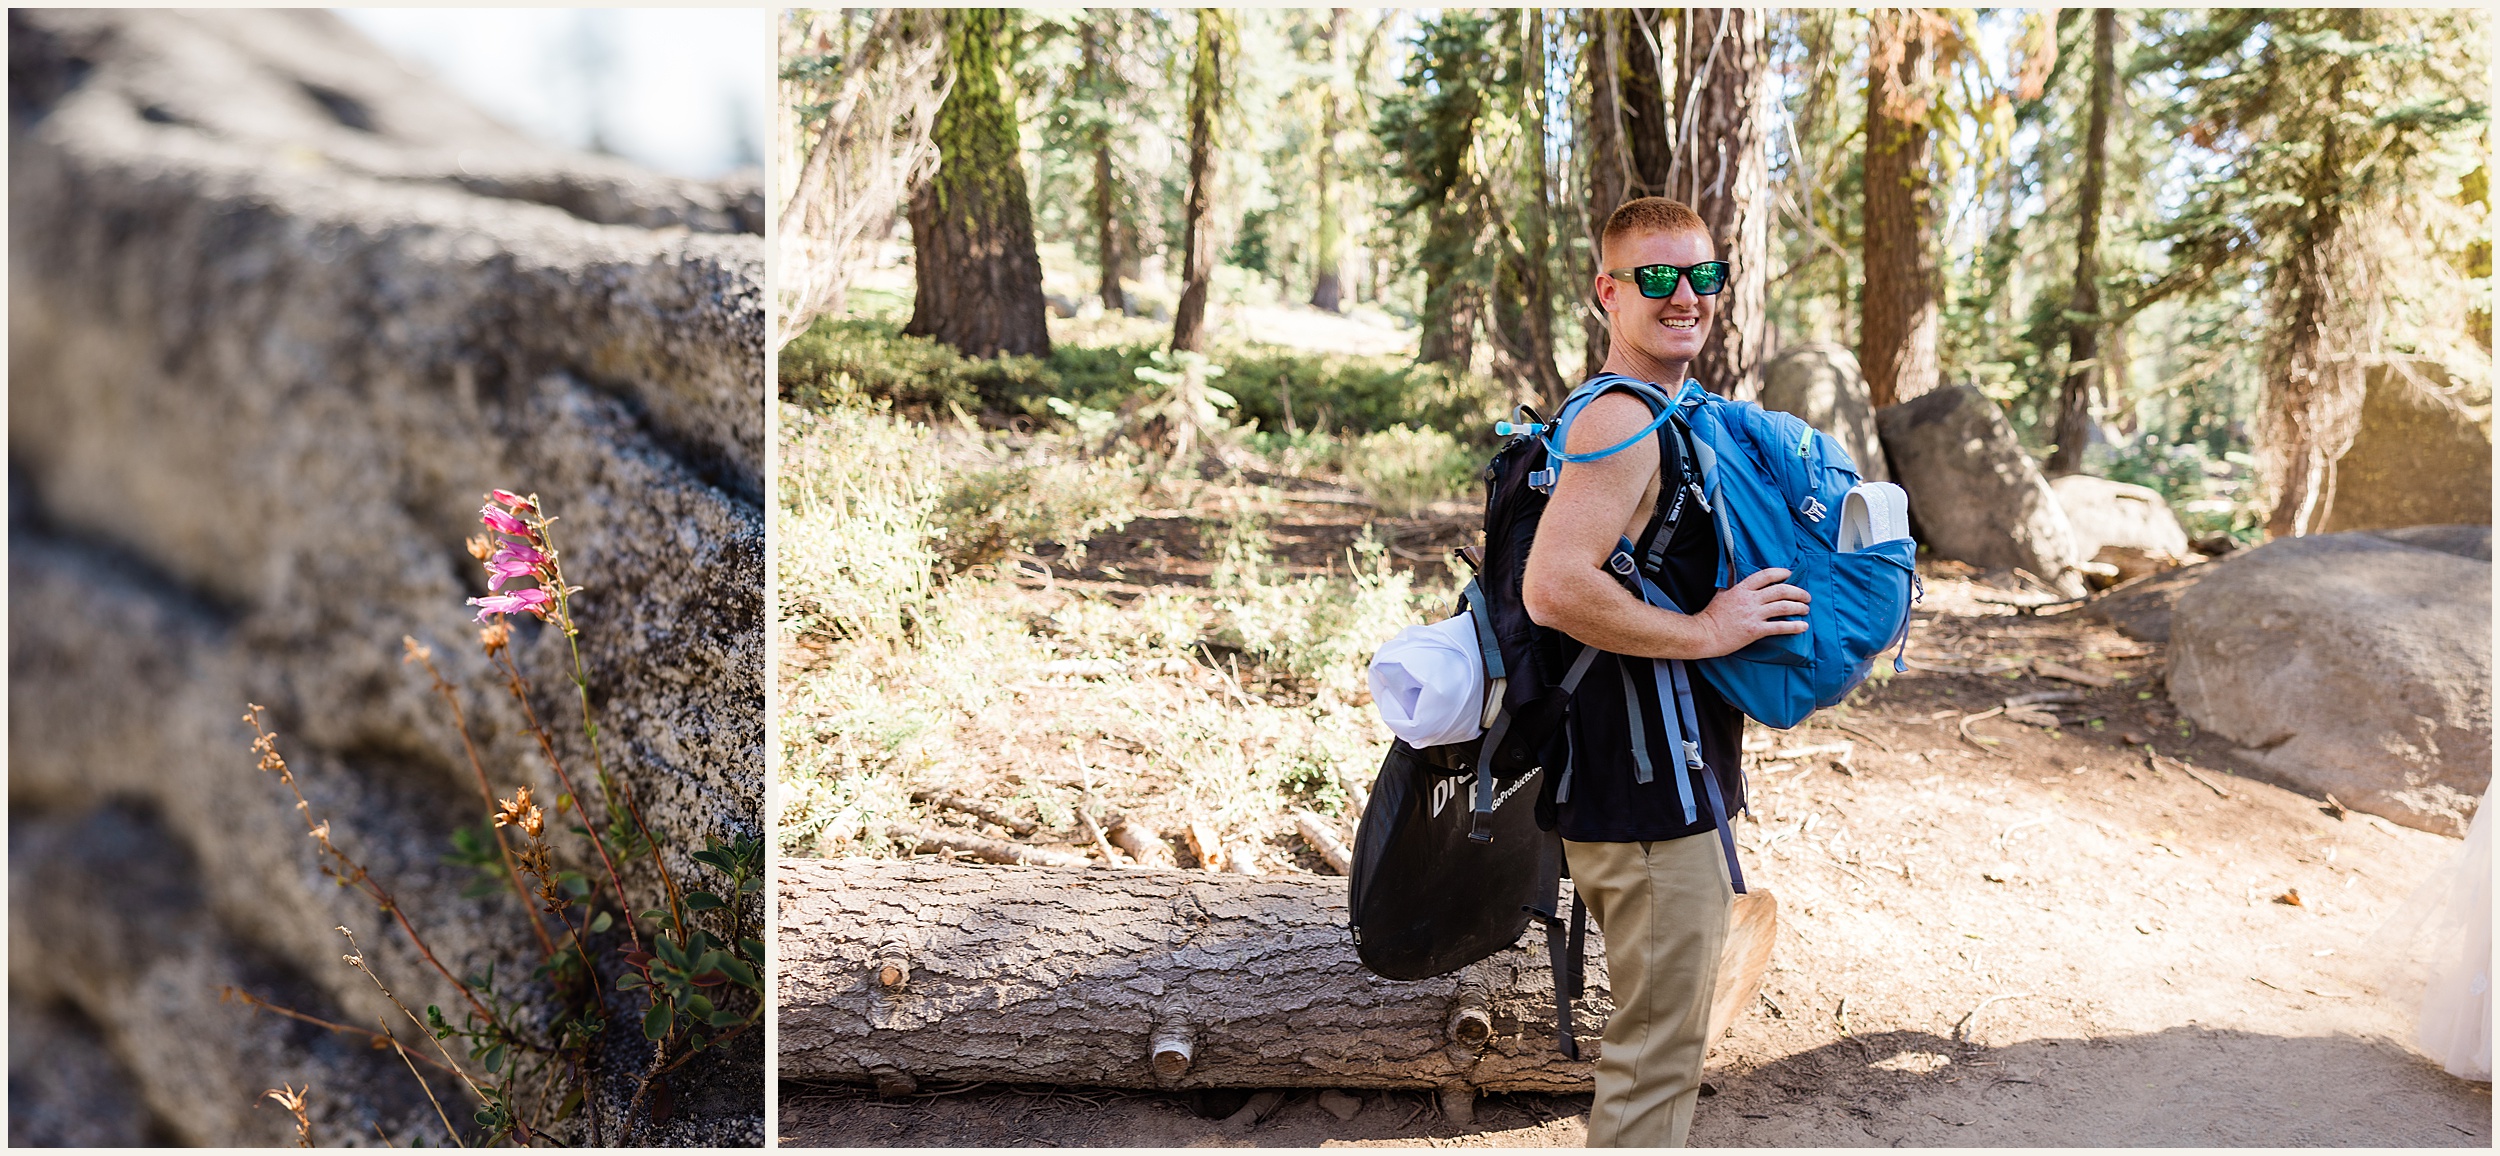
[1543,418,1746,844]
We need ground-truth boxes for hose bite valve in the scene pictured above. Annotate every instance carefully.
[1494,420,1547,437]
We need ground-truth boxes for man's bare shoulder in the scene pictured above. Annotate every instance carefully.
[1562,391,1663,461]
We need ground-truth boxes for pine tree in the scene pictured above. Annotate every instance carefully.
[904,8,1051,359]
[1170,8,1228,353]
[2045,9,2115,476]
[2141,8,2488,535]
[1665,8,1774,401]
[1860,8,1944,408]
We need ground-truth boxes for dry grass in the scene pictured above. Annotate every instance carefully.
[776,402,1459,870]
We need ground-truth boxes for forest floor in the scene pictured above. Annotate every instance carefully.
[779,436,2489,1147]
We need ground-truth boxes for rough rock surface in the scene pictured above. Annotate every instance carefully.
[1759,343,1889,482]
[2167,532,2491,836]
[9,9,761,1145]
[2320,363,2493,534]
[1875,386,2083,588]
[2050,475,2192,561]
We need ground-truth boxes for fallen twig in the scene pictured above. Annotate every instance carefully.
[2033,659,2114,688]
[1294,811,1353,874]
[1952,993,2033,1041]
[1956,707,2014,757]
[1106,815,1177,868]
[1184,820,1226,871]
[2155,754,2232,799]
[1827,720,1893,752]
[912,788,1039,837]
[888,825,1090,868]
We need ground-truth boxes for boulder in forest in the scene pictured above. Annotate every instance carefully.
[2320,362,2493,534]
[2167,531,2491,836]
[2051,474,2195,585]
[1875,385,2083,589]
[9,8,761,1145]
[1760,343,1889,482]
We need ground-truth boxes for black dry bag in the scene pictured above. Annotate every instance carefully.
[1346,739,1559,982]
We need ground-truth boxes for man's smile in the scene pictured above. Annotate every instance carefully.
[1662,317,1699,330]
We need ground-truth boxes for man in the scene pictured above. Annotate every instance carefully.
[1521,197,1810,1147]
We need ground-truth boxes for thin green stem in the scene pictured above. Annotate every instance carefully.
[535,509,688,941]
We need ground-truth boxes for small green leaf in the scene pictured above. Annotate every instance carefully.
[685,891,727,912]
[739,876,763,894]
[685,994,715,1019]
[557,1086,585,1121]
[718,958,759,989]
[741,938,765,963]
[483,1043,505,1074]
[558,872,590,899]
[617,973,647,991]
[656,936,691,970]
[642,908,671,924]
[709,1007,745,1027]
[589,910,614,934]
[643,1002,673,1041]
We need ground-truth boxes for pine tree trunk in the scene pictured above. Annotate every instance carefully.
[1501,9,1567,411]
[2047,9,2116,477]
[1859,8,1941,408]
[1309,9,1347,314]
[1085,21,1126,315]
[1418,203,1482,372]
[1170,10,1225,353]
[1581,9,1625,379]
[1667,8,1772,402]
[779,858,1781,1093]
[1582,9,1675,379]
[904,8,1050,360]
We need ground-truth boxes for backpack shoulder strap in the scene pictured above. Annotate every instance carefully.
[1539,375,1678,484]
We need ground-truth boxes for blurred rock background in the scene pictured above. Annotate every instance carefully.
[9,8,762,1145]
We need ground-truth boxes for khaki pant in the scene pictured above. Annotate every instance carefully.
[1564,834,1733,1148]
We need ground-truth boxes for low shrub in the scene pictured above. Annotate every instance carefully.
[1341,424,1483,515]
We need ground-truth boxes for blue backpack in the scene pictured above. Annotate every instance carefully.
[1536,374,1920,729]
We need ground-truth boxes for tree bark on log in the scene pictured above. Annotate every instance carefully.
[781,859,1776,1092]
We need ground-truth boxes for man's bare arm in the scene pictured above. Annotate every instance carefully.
[1519,392,1808,660]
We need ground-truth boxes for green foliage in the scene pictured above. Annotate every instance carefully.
[1340,425,1481,516]
[443,825,509,901]
[778,317,1058,416]
[930,454,1138,571]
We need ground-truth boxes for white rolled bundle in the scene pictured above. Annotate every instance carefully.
[1367,612,1487,749]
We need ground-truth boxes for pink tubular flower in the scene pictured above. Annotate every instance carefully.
[488,489,536,513]
[485,558,537,591]
[480,504,530,537]
[468,587,553,623]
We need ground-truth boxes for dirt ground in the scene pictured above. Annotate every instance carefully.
[782,474,2491,1148]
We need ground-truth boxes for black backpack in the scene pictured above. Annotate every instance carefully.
[1346,404,1610,1057]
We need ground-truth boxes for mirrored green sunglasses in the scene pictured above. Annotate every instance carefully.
[1606,260,1731,298]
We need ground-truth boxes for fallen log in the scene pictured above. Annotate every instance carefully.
[780,858,1776,1093]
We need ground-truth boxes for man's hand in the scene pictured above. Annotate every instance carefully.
[1693,567,1810,655]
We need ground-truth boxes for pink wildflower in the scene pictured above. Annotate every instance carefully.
[468,587,553,623]
[479,504,530,537]
[485,558,536,591]
[488,489,536,513]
